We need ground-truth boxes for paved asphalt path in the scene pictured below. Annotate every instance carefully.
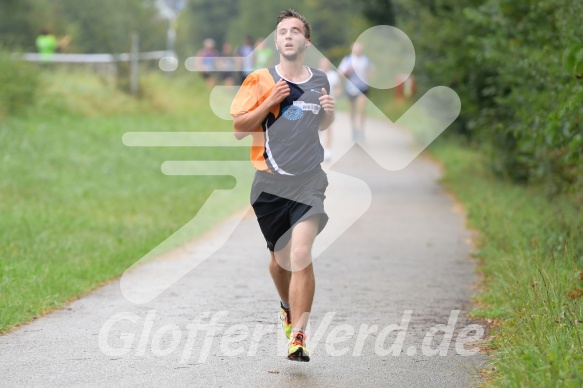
[0,112,488,387]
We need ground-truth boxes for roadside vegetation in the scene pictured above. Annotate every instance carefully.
[430,137,582,385]
[0,62,246,333]
[394,0,582,384]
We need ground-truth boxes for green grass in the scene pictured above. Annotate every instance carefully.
[429,137,583,386]
[0,68,249,333]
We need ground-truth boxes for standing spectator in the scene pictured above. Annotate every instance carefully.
[403,74,416,99]
[36,28,58,61]
[395,73,416,104]
[196,38,218,88]
[338,42,372,141]
[254,38,274,69]
[219,42,236,86]
[236,35,255,84]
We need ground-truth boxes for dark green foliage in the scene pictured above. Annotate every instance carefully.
[0,0,366,62]
[0,0,166,53]
[396,0,583,195]
[180,0,364,59]
[53,0,167,53]
[0,0,49,50]
[360,0,396,26]
[179,0,240,54]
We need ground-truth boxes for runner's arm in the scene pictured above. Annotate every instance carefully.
[233,79,290,140]
[233,103,274,140]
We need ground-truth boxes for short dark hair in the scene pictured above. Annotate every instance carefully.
[276,9,311,40]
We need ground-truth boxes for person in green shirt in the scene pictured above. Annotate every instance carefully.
[36,28,58,61]
[254,37,274,69]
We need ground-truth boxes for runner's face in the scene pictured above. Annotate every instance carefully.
[275,17,309,60]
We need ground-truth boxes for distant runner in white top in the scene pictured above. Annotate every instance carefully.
[338,42,372,141]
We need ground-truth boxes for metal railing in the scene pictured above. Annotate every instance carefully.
[17,51,171,64]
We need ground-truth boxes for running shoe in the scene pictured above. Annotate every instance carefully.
[287,333,310,362]
[280,302,292,339]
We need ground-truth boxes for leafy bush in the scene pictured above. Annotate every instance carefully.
[395,0,583,196]
[0,49,41,117]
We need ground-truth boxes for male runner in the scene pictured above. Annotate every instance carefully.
[230,9,335,362]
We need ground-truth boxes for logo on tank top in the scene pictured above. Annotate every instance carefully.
[293,101,321,114]
[282,100,321,120]
[282,105,304,121]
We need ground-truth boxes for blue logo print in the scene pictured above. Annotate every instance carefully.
[282,105,303,121]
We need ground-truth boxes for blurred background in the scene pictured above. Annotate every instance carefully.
[0,1,582,383]
[1,0,581,195]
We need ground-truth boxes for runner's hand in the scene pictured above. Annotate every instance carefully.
[319,88,335,113]
[268,79,290,106]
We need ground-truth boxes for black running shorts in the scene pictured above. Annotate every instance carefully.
[250,167,329,252]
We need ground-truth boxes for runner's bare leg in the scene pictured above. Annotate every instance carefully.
[271,243,292,303]
[357,93,367,134]
[349,99,357,133]
[288,215,319,331]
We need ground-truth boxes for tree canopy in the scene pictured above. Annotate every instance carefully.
[0,0,379,57]
[394,0,582,195]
